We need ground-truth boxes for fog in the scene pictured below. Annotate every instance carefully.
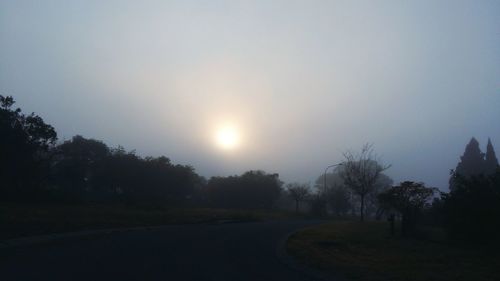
[1,0,499,190]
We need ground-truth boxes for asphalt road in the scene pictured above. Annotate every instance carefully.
[0,220,325,281]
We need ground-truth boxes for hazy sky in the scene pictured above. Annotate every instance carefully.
[1,0,499,190]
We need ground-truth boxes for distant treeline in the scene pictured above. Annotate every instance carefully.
[0,95,282,208]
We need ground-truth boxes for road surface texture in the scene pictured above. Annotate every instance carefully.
[0,220,327,281]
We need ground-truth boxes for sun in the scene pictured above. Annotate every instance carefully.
[215,125,240,150]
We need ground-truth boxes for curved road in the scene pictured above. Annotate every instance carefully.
[0,220,324,281]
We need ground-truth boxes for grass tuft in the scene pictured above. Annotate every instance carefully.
[287,221,500,281]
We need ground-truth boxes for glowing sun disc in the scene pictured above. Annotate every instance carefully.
[215,126,240,150]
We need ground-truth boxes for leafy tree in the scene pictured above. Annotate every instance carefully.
[50,135,110,200]
[286,183,311,213]
[450,137,499,191]
[340,144,390,221]
[93,149,201,206]
[0,95,57,200]
[444,169,500,242]
[141,156,201,205]
[92,147,143,202]
[0,96,204,206]
[455,138,485,176]
[378,181,436,237]
[485,138,499,175]
[206,170,282,209]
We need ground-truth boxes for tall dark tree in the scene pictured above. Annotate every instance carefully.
[450,137,498,191]
[0,95,57,200]
[444,169,500,242]
[485,138,499,175]
[455,138,485,178]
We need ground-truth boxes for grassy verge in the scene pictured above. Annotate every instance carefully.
[287,221,500,281]
[0,204,300,240]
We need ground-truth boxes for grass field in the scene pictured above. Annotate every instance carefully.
[287,221,500,281]
[0,204,300,240]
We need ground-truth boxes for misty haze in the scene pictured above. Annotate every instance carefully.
[1,1,499,281]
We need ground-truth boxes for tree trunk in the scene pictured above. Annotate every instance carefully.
[389,214,395,236]
[360,194,365,221]
[401,214,408,237]
[295,200,299,213]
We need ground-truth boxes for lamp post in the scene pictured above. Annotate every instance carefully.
[323,163,343,196]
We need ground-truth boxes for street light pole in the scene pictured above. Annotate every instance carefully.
[323,163,343,196]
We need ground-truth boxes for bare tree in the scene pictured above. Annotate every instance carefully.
[340,144,390,221]
[286,183,311,213]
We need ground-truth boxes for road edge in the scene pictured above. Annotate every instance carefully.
[0,219,252,250]
[0,225,170,250]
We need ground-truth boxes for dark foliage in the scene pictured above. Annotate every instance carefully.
[50,141,203,206]
[206,170,282,209]
[0,95,57,201]
[485,139,499,174]
[93,150,202,206]
[443,169,500,242]
[49,135,110,201]
[286,183,310,213]
[1,96,203,207]
[378,181,436,237]
[455,138,486,177]
[420,196,446,227]
[450,137,499,191]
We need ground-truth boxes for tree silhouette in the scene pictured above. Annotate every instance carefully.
[455,138,485,177]
[485,138,499,175]
[450,137,498,191]
[206,171,282,209]
[92,148,201,206]
[444,168,500,241]
[0,95,207,206]
[0,95,57,201]
[378,181,436,237]
[340,144,390,221]
[315,168,392,217]
[286,183,310,213]
[51,135,110,201]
